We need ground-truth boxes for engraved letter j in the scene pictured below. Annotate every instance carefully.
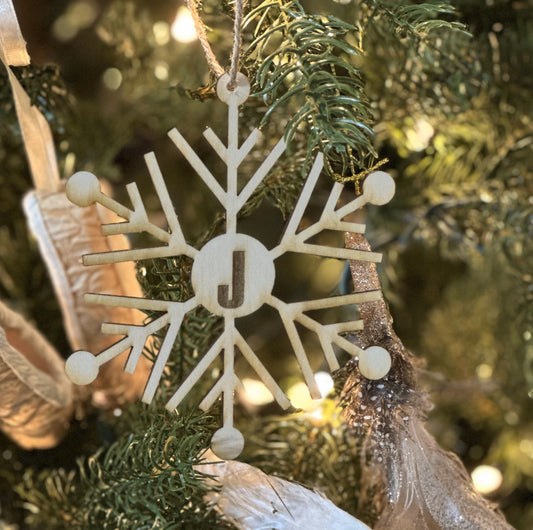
[218,251,245,308]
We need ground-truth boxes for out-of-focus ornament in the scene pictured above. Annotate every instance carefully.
[24,186,151,405]
[63,72,395,459]
[338,233,513,529]
[0,300,73,449]
[199,451,371,530]
[374,417,511,530]
[0,0,150,407]
[0,0,56,191]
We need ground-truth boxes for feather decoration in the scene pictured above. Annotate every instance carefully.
[199,451,371,530]
[337,232,512,529]
[375,414,512,530]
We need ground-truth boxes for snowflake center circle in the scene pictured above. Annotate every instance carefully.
[191,234,275,318]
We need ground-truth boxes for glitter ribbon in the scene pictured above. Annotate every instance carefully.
[0,0,60,191]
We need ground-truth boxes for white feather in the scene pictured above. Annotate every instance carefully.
[198,453,370,530]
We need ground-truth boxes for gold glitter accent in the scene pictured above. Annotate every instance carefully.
[345,232,394,346]
[339,233,420,420]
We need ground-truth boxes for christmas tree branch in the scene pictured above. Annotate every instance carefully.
[16,408,233,529]
[244,0,375,174]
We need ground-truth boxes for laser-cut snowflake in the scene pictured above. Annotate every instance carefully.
[64,73,395,459]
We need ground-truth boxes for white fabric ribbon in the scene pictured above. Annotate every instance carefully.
[0,0,60,191]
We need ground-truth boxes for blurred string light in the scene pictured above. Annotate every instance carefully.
[476,363,493,380]
[405,118,435,152]
[52,0,99,42]
[171,7,198,43]
[519,438,533,458]
[287,371,334,411]
[241,378,274,406]
[471,465,503,495]
[315,371,334,396]
[153,21,171,46]
[154,61,169,81]
[102,67,122,90]
[239,372,334,410]
[310,258,345,294]
[288,382,315,410]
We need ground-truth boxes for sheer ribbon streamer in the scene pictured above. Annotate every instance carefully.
[0,0,60,191]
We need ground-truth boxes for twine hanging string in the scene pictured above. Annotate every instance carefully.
[185,0,244,90]
[227,0,244,90]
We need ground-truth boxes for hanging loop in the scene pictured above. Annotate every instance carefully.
[185,0,245,92]
[217,72,250,106]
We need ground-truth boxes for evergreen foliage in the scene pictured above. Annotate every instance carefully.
[0,0,532,528]
[244,0,376,175]
[16,408,232,529]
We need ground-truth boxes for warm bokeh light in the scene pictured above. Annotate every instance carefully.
[171,7,197,43]
[310,258,345,294]
[314,371,334,397]
[154,62,169,80]
[287,372,334,411]
[476,363,493,379]
[287,381,315,410]
[240,378,275,406]
[52,0,98,42]
[405,118,435,152]
[152,21,170,46]
[102,68,123,90]
[471,465,503,494]
[520,438,533,457]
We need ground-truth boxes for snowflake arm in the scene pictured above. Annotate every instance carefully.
[233,330,291,409]
[66,154,197,265]
[276,302,322,398]
[141,303,189,403]
[270,154,393,261]
[168,128,227,207]
[267,290,381,382]
[235,136,286,211]
[202,126,262,167]
[165,320,291,412]
[165,332,226,411]
[65,295,198,400]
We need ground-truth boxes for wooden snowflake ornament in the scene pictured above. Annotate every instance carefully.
[64,73,396,459]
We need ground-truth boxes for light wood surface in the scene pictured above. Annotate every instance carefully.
[64,73,395,459]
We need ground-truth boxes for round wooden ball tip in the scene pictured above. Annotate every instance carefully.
[211,426,245,460]
[363,171,395,206]
[358,346,392,380]
[65,350,99,385]
[66,171,101,207]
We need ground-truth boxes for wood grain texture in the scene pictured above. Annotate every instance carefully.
[61,72,396,459]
